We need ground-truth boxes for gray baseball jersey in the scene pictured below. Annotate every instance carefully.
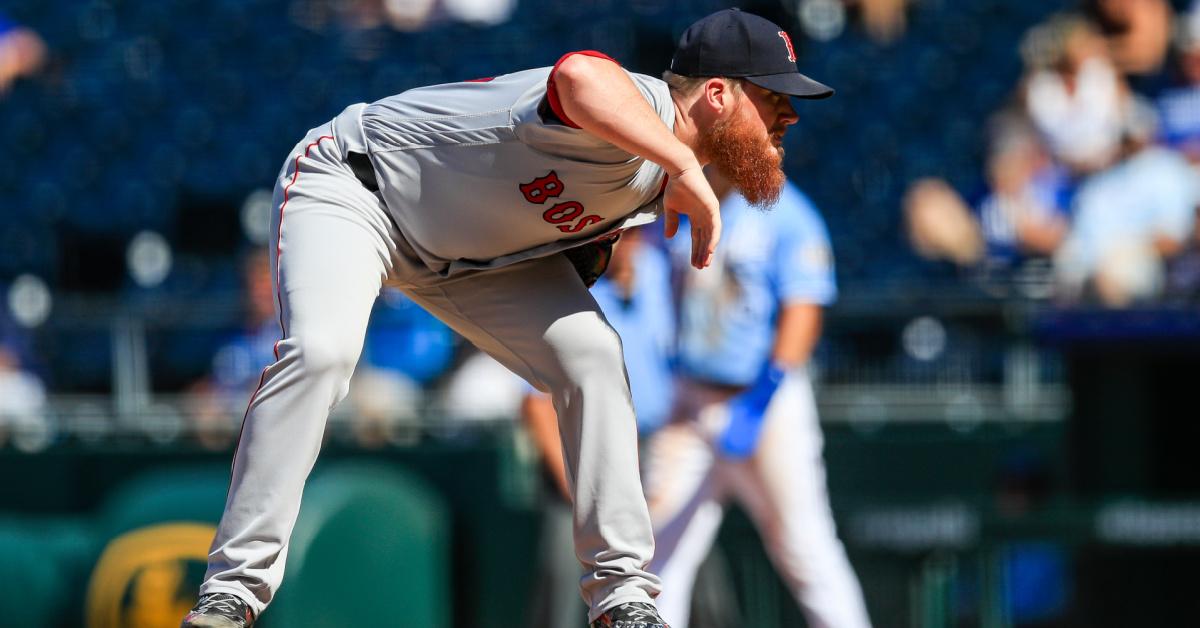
[199,56,674,620]
[333,63,674,277]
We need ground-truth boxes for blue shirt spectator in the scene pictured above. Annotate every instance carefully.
[1156,8,1200,161]
[976,166,1072,267]
[210,319,279,395]
[362,289,455,385]
[590,238,675,433]
[1157,86,1200,152]
[672,181,837,386]
[1055,145,1199,304]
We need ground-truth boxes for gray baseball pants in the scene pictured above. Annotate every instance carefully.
[198,119,661,621]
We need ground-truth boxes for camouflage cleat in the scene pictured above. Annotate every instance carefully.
[181,593,255,628]
[590,602,670,628]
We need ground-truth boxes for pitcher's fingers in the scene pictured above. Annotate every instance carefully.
[690,217,719,268]
[710,214,722,256]
[663,208,680,239]
[691,226,713,269]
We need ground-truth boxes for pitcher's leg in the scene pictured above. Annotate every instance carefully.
[403,254,658,621]
[643,422,725,628]
[200,137,392,614]
[733,375,872,628]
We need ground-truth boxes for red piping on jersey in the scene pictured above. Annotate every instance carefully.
[275,135,334,339]
[546,50,619,129]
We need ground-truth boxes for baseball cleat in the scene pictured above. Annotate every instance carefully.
[590,601,670,628]
[181,593,255,628]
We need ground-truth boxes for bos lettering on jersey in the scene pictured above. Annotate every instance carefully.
[519,171,603,234]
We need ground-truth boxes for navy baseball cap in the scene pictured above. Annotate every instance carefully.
[670,8,834,99]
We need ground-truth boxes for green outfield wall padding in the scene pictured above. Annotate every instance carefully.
[0,517,96,628]
[262,462,451,628]
[84,465,232,628]
[95,464,232,536]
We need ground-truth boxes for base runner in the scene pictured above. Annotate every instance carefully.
[644,172,871,628]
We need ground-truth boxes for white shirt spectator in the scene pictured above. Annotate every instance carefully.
[0,350,49,452]
[1026,58,1125,171]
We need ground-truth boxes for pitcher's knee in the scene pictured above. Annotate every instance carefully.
[290,331,361,381]
[544,314,626,386]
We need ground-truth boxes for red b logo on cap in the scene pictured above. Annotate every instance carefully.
[778,31,796,63]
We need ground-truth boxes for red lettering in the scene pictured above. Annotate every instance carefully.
[523,173,601,233]
[519,171,565,204]
[778,31,796,63]
[543,201,584,224]
[558,215,602,233]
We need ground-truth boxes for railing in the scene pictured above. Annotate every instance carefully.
[4,287,1089,448]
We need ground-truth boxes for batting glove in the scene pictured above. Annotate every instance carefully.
[717,362,785,459]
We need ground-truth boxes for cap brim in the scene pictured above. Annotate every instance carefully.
[745,72,834,99]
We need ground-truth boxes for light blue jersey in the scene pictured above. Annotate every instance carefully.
[591,243,675,433]
[672,181,836,386]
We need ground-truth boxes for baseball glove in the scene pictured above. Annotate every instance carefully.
[564,233,620,288]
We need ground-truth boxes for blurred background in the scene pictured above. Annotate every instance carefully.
[1,0,1199,626]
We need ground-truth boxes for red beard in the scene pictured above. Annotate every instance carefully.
[698,107,786,207]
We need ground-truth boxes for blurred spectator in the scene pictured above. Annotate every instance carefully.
[904,179,986,268]
[360,289,455,386]
[289,0,514,35]
[438,0,517,27]
[0,14,45,94]
[1084,0,1175,77]
[0,340,49,452]
[337,0,391,30]
[976,116,1071,266]
[437,348,525,422]
[380,0,437,32]
[1054,100,1200,306]
[341,363,422,447]
[1021,14,1131,174]
[1163,205,1200,302]
[1155,1,1200,163]
[289,0,394,32]
[846,0,910,44]
[344,288,454,446]
[904,113,1071,293]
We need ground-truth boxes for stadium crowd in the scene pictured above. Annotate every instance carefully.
[0,0,1196,443]
[905,0,1200,308]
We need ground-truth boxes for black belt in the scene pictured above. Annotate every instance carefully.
[346,151,380,193]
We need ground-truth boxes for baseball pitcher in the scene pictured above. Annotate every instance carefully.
[182,9,832,628]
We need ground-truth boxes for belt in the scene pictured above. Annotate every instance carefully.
[346,151,380,193]
[681,376,747,396]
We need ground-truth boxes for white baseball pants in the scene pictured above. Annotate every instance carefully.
[198,114,660,621]
[643,372,872,628]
